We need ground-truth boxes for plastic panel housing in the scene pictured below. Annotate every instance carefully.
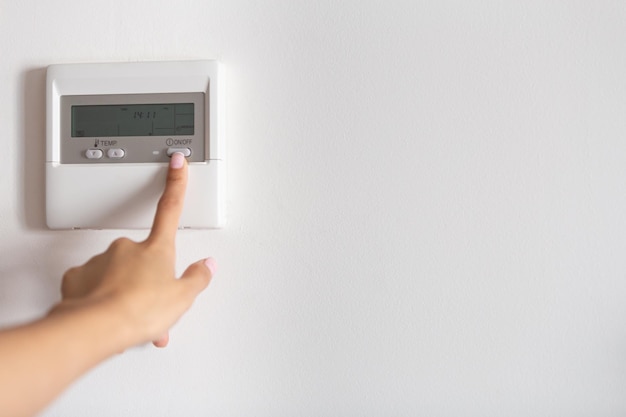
[45,60,224,229]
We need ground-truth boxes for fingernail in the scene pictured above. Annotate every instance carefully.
[204,257,217,276]
[170,152,185,169]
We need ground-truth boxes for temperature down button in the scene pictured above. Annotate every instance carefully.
[85,149,103,159]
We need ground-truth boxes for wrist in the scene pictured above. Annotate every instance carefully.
[48,296,136,356]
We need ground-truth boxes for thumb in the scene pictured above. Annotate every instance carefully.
[179,257,216,297]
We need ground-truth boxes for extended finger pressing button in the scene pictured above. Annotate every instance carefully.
[167,147,192,157]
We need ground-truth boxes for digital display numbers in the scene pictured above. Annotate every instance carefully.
[71,103,194,137]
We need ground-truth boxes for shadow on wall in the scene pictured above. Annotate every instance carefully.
[0,69,52,322]
[0,233,90,326]
[21,67,46,230]
[0,69,90,325]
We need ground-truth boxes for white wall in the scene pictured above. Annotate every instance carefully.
[2,1,626,415]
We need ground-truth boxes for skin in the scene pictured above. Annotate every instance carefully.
[0,153,214,417]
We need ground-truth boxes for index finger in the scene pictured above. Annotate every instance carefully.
[148,152,188,245]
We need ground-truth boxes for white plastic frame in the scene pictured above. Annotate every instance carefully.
[46,60,224,229]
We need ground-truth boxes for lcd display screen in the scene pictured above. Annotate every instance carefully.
[71,103,194,137]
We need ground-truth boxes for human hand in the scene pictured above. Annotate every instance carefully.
[51,153,215,349]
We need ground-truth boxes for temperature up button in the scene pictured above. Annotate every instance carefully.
[107,148,125,159]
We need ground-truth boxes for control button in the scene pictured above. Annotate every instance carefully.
[107,148,125,159]
[167,147,192,157]
[85,149,103,159]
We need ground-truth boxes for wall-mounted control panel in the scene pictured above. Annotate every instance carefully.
[46,60,224,229]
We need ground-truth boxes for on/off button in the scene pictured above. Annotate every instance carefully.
[167,147,192,157]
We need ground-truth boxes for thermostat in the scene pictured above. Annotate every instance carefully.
[46,60,224,229]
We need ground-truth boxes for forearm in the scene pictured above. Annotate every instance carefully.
[0,300,129,417]
[0,155,212,417]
